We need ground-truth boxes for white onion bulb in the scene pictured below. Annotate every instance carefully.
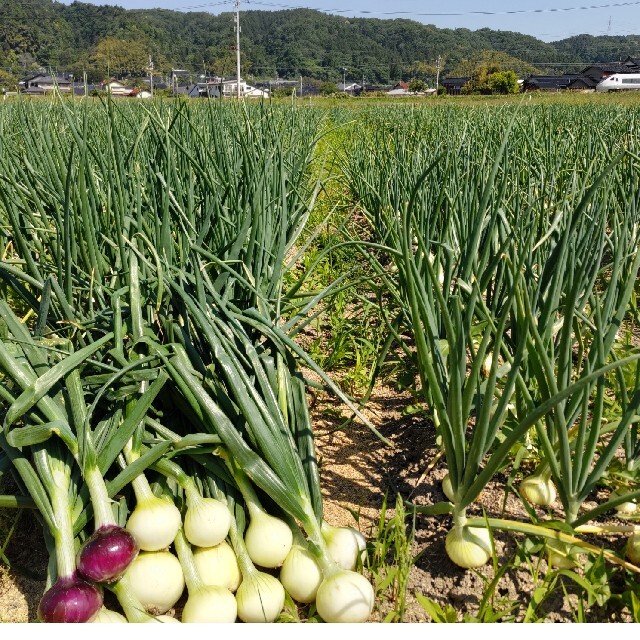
[520,474,557,506]
[126,496,182,552]
[279,543,323,603]
[315,569,374,623]
[441,474,455,502]
[152,615,181,624]
[184,495,232,548]
[625,534,640,565]
[235,570,285,623]
[181,585,237,623]
[611,490,637,514]
[321,522,366,571]
[193,541,241,592]
[125,550,185,614]
[445,525,492,569]
[244,510,292,569]
[92,607,127,623]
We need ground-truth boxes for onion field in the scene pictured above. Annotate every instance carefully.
[1,96,640,623]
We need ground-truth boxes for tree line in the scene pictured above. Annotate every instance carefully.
[1,1,638,91]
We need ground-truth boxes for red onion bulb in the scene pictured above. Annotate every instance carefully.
[38,573,104,623]
[77,524,139,583]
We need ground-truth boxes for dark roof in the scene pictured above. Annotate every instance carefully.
[623,56,640,67]
[523,74,583,89]
[25,74,71,84]
[581,63,629,74]
[567,76,598,88]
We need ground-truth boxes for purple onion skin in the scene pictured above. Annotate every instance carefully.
[38,573,103,623]
[77,524,139,583]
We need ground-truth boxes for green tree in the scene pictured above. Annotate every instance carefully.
[271,86,295,98]
[460,51,535,95]
[407,78,427,93]
[92,38,149,78]
[487,70,519,94]
[452,50,540,82]
[0,68,18,92]
[319,81,337,95]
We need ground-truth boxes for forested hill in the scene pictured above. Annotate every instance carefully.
[1,0,639,85]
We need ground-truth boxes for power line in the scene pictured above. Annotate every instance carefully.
[242,0,640,18]
[171,1,233,11]
[23,0,640,21]
[4,0,640,38]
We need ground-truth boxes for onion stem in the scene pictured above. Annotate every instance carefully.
[50,469,77,579]
[0,495,37,509]
[84,464,116,529]
[226,506,259,581]
[466,516,640,573]
[226,462,264,523]
[173,528,205,593]
[575,524,640,535]
[109,575,156,623]
[125,446,164,505]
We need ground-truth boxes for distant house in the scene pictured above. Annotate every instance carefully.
[387,82,410,96]
[387,82,435,97]
[567,76,598,91]
[102,80,135,97]
[622,56,640,69]
[188,84,206,98]
[174,84,198,97]
[581,64,629,83]
[521,74,584,91]
[193,81,219,98]
[244,84,269,98]
[219,79,269,98]
[22,74,71,95]
[441,77,470,95]
[337,82,361,95]
[177,78,268,99]
[177,83,217,98]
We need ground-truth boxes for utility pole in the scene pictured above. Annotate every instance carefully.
[435,55,442,96]
[234,0,241,98]
[148,55,154,98]
[342,67,347,92]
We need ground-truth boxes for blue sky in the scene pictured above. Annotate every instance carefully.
[56,0,640,41]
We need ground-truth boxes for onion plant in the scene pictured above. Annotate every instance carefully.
[0,97,375,622]
[340,103,640,570]
[510,153,640,562]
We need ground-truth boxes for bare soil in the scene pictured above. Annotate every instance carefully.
[0,380,635,623]
[311,379,635,623]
